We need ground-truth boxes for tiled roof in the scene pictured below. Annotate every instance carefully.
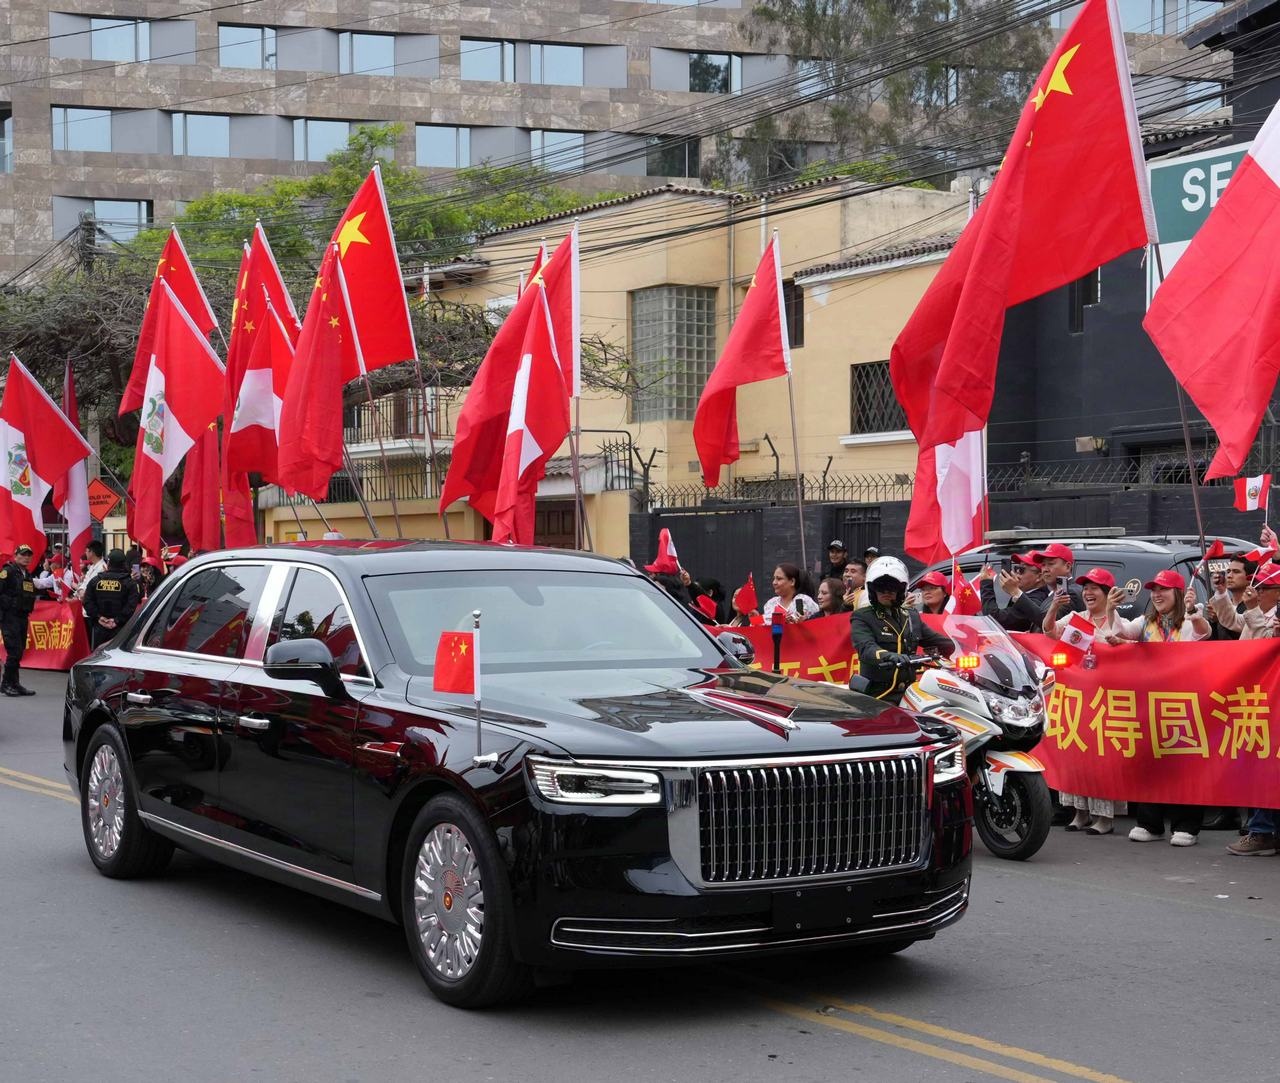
[480,184,746,238]
[1183,0,1279,46]
[794,233,960,279]
[1141,116,1232,146]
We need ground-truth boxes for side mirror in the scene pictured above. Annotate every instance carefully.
[848,674,871,694]
[716,630,755,666]
[264,638,344,697]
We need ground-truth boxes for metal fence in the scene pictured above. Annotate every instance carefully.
[645,472,915,510]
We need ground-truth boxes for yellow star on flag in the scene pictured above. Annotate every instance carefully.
[154,257,166,277]
[243,319,255,333]
[336,212,371,259]
[329,315,341,329]
[1033,43,1080,112]
[314,275,324,289]
[458,640,468,655]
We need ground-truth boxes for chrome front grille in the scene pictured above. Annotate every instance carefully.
[696,756,925,883]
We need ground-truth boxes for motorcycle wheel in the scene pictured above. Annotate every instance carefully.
[974,772,1053,861]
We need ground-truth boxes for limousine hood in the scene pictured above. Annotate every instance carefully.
[405,666,940,760]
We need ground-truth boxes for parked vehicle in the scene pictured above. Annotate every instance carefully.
[901,615,1053,861]
[63,542,973,1008]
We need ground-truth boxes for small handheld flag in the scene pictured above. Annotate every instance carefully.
[1234,474,1272,513]
[433,630,476,696]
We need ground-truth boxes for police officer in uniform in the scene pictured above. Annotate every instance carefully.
[0,544,39,696]
[851,555,954,704]
[84,549,141,649]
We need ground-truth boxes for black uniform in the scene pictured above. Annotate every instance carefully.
[84,569,141,648]
[980,580,1049,632]
[851,602,955,704]
[0,559,38,692]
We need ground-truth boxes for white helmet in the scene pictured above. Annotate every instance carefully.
[865,555,909,591]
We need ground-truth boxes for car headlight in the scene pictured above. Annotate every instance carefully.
[527,757,663,806]
[932,743,966,786]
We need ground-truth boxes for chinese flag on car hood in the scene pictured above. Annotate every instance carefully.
[434,631,476,696]
[0,355,93,566]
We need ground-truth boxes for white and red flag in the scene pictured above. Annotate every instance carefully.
[120,227,219,415]
[1057,612,1099,665]
[53,360,93,563]
[181,424,222,553]
[126,280,226,557]
[1145,101,1280,480]
[228,295,296,487]
[694,234,791,488]
[1234,474,1272,513]
[891,0,1154,560]
[0,355,93,566]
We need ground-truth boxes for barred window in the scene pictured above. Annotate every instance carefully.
[630,286,718,422]
[850,361,908,434]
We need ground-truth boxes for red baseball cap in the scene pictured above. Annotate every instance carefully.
[142,555,165,571]
[918,571,950,588]
[1041,543,1074,563]
[1075,567,1115,589]
[1145,569,1186,591]
[1012,551,1042,567]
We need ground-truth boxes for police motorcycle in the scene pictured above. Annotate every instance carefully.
[901,615,1054,861]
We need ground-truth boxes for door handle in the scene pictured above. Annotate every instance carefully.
[237,715,272,731]
[125,692,152,705]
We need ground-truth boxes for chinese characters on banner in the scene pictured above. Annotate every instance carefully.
[0,599,91,670]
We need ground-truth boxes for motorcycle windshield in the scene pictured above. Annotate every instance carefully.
[940,614,1041,698]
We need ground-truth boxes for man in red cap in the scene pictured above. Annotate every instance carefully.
[977,550,1048,632]
[1039,542,1085,615]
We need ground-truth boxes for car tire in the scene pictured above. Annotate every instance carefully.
[80,724,174,879]
[400,793,533,1008]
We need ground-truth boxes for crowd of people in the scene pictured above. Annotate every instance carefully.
[642,529,1280,859]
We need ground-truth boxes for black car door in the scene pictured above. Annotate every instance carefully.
[116,562,271,835]
[214,565,372,880]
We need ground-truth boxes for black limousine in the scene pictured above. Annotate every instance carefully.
[64,543,972,1007]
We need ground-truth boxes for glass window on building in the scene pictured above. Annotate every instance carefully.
[293,118,352,162]
[1182,79,1224,114]
[630,286,718,422]
[93,199,153,243]
[530,43,584,86]
[461,39,515,81]
[416,124,471,168]
[689,52,741,93]
[531,129,585,172]
[219,25,277,70]
[52,106,112,152]
[783,280,804,349]
[172,112,231,157]
[849,361,908,434]
[645,136,700,178]
[90,17,150,62]
[0,109,12,174]
[338,31,396,75]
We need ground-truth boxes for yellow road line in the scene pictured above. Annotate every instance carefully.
[0,764,70,790]
[759,996,1057,1083]
[830,1001,1134,1083]
[0,773,77,805]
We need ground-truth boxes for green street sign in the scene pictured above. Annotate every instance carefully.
[1149,142,1249,245]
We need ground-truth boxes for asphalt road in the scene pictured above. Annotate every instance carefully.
[2,668,1276,1083]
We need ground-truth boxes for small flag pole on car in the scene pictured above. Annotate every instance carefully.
[471,609,497,769]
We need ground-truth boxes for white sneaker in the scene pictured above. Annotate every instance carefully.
[1170,831,1198,847]
[1128,826,1163,842]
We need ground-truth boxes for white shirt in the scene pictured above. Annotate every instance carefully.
[77,558,106,601]
[762,594,818,622]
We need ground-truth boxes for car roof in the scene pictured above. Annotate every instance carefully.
[959,536,1253,557]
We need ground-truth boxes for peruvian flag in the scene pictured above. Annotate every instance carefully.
[120,227,219,415]
[440,233,575,523]
[228,296,296,485]
[330,166,416,376]
[892,0,1153,560]
[181,424,222,553]
[0,356,93,566]
[945,561,982,615]
[276,245,363,501]
[694,234,790,487]
[644,527,680,575]
[53,360,93,563]
[1057,612,1099,665]
[125,280,226,557]
[491,284,570,545]
[1245,543,1278,566]
[1233,474,1272,513]
[1144,101,1280,479]
[906,424,987,562]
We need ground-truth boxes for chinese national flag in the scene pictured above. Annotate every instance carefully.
[121,227,219,415]
[891,0,1153,560]
[947,561,983,615]
[433,630,476,695]
[276,245,362,501]
[693,235,791,487]
[330,166,416,377]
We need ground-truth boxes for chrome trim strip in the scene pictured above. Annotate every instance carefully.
[573,746,940,770]
[553,922,773,940]
[138,811,381,902]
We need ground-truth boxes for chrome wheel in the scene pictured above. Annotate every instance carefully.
[412,822,485,980]
[86,744,125,860]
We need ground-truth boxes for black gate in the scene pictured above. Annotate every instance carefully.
[829,505,882,559]
[650,508,765,601]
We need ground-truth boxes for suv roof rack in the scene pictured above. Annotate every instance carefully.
[984,527,1127,540]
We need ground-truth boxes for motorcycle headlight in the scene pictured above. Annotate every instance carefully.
[932,743,966,786]
[527,757,663,806]
[983,691,1038,727]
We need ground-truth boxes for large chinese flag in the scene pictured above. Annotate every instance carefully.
[126,281,226,557]
[53,360,93,562]
[330,166,416,377]
[276,245,363,501]
[440,238,571,523]
[892,0,1154,559]
[1144,102,1280,480]
[181,424,222,553]
[0,355,93,566]
[693,235,791,487]
[120,227,219,415]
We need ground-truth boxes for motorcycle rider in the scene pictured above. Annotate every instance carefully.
[84,549,141,648]
[851,556,955,704]
[0,544,38,696]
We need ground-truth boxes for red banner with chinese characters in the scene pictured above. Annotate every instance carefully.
[716,618,860,684]
[0,599,91,671]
